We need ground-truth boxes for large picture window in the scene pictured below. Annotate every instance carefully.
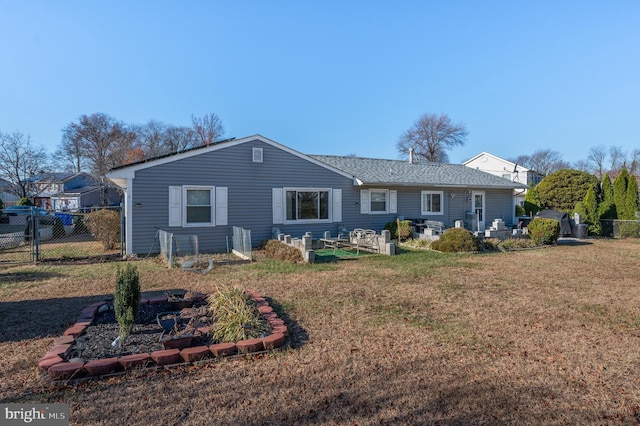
[421,191,443,215]
[285,189,330,222]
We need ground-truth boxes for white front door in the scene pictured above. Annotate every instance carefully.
[471,191,485,232]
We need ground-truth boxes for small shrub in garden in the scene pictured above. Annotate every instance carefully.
[383,220,398,239]
[499,238,539,250]
[86,209,120,249]
[114,263,141,346]
[526,217,560,245]
[482,238,501,252]
[397,220,412,241]
[262,240,303,262]
[431,228,480,253]
[401,238,432,250]
[207,286,270,343]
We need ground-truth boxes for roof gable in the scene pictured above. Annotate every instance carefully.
[463,152,533,173]
[105,134,355,181]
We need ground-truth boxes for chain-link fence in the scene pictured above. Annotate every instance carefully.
[601,219,640,238]
[0,206,123,264]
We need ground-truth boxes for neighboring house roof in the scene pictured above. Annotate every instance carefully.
[29,172,80,183]
[50,185,100,196]
[463,152,542,176]
[310,155,527,189]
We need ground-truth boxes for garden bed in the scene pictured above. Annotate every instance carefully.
[38,290,288,381]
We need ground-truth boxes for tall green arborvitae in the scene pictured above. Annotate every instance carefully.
[114,263,141,346]
[613,168,629,219]
[625,174,639,220]
[598,174,616,236]
[524,182,541,216]
[583,186,601,235]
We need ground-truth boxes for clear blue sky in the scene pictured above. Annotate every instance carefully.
[1,1,638,165]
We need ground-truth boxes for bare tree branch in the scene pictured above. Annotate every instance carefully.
[396,112,468,163]
[191,113,225,146]
[0,130,50,199]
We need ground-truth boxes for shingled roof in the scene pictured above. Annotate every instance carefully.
[309,155,527,189]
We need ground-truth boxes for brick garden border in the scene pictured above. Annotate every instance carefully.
[38,289,288,382]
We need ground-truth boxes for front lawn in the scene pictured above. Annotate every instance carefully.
[1,239,639,425]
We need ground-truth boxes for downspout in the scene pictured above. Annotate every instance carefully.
[125,177,133,255]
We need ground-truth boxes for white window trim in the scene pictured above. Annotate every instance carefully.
[183,185,215,227]
[421,190,444,215]
[282,187,332,224]
[252,147,263,163]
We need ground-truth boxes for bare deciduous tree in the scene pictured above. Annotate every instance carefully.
[587,145,608,179]
[62,113,136,178]
[524,149,567,176]
[396,113,468,163]
[609,145,625,172]
[165,125,197,153]
[191,113,225,146]
[0,130,49,199]
[133,120,167,159]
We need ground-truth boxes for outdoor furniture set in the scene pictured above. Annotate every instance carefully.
[320,229,380,254]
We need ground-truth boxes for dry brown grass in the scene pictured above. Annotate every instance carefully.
[1,239,640,425]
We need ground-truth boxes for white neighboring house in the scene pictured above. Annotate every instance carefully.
[463,152,544,206]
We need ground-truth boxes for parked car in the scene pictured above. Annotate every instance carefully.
[2,206,51,216]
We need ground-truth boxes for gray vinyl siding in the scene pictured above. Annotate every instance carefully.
[483,189,515,225]
[351,186,516,231]
[129,139,356,254]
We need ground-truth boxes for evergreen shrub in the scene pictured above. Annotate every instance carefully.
[114,263,141,345]
[527,217,560,245]
[431,228,480,253]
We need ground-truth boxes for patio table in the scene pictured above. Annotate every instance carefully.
[320,237,350,253]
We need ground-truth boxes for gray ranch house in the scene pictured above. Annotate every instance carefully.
[105,135,526,255]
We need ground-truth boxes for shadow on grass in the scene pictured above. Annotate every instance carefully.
[0,288,187,344]
[557,238,594,246]
[264,296,308,349]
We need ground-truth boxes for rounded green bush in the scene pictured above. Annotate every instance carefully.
[526,217,560,245]
[431,228,480,253]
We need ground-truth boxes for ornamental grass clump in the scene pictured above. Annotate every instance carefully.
[207,286,270,343]
[114,263,141,346]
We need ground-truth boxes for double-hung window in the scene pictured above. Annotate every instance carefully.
[359,189,397,214]
[421,190,443,215]
[185,187,213,225]
[285,189,330,222]
[370,190,387,213]
[168,185,228,227]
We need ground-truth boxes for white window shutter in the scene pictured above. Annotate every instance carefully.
[168,186,182,227]
[272,188,283,224]
[360,190,370,214]
[389,190,397,214]
[332,189,342,222]
[215,187,228,225]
